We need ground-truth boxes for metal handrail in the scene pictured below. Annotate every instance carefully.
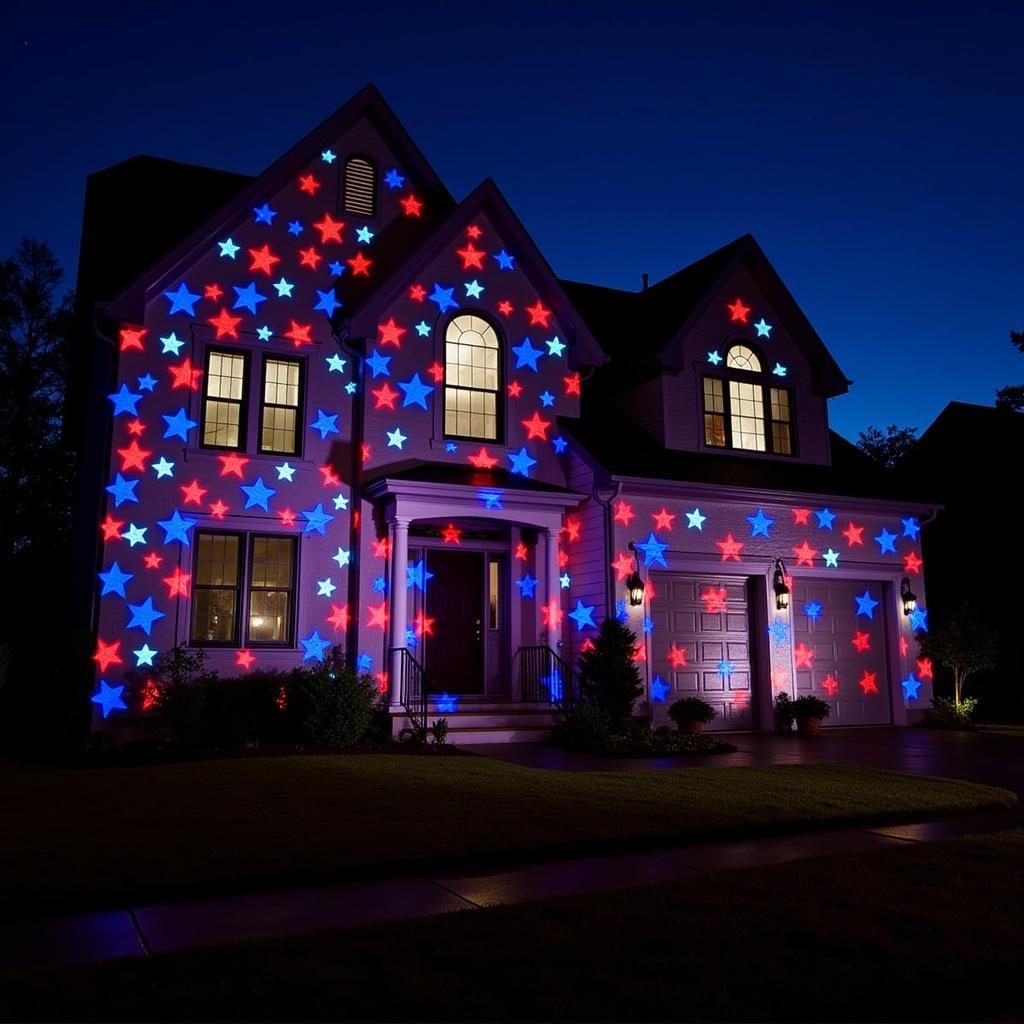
[513,644,580,708]
[389,647,434,735]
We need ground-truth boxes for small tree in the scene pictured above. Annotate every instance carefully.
[577,618,643,729]
[855,424,919,470]
[995,327,1024,410]
[919,604,998,715]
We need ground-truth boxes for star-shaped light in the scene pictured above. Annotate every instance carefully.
[332,546,351,568]
[137,373,157,392]
[901,673,921,700]
[479,490,503,509]
[559,573,571,589]
[552,436,568,454]
[123,523,147,546]
[794,643,815,669]
[256,326,273,342]
[804,601,822,621]
[522,411,551,441]
[163,567,191,598]
[767,617,790,647]
[218,238,240,259]
[464,279,484,298]
[253,202,276,224]
[707,350,723,366]
[909,608,928,632]
[636,531,669,568]
[399,193,423,217]
[126,595,165,635]
[772,363,787,377]
[821,673,839,696]
[384,167,404,189]
[316,577,336,597]
[854,589,879,619]
[718,659,735,677]
[858,670,879,695]
[843,522,864,547]
[274,277,295,298]
[428,283,458,313]
[93,638,123,672]
[686,508,706,530]
[902,517,921,540]
[516,573,538,598]
[106,473,139,507]
[367,601,389,630]
[816,508,836,530]
[727,298,750,323]
[133,643,158,668]
[366,348,392,378]
[436,692,459,714]
[539,390,555,407]
[313,288,342,317]
[511,337,544,371]
[241,477,276,511]
[746,508,775,538]
[793,540,818,567]
[98,561,133,597]
[386,427,407,449]
[904,551,922,574]
[875,528,898,554]
[326,354,346,373]
[493,249,515,270]
[321,148,336,164]
[406,558,435,592]
[164,281,201,316]
[415,321,431,337]
[92,680,127,719]
[568,600,596,630]
[716,534,744,562]
[508,447,537,477]
[162,407,197,441]
[823,548,840,568]
[852,630,872,653]
[108,384,142,417]
[356,225,374,244]
[300,629,331,662]
[157,509,197,546]
[301,502,334,535]
[650,675,671,703]
[309,409,340,439]
[754,318,772,337]
[151,455,174,477]
[160,332,185,355]
[398,373,434,410]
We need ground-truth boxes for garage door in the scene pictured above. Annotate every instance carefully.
[792,579,892,726]
[650,574,756,731]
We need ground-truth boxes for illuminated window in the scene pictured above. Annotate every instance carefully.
[444,314,502,441]
[248,535,296,645]
[343,156,376,217]
[191,532,242,644]
[259,357,302,455]
[702,344,795,455]
[201,349,248,449]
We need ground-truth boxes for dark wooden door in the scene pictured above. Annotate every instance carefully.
[425,549,484,693]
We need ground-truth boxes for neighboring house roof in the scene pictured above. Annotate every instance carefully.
[562,233,851,398]
[563,412,930,504]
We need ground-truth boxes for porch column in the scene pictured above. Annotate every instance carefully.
[387,516,410,707]
[543,527,561,650]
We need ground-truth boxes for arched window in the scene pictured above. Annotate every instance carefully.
[703,343,794,455]
[444,314,502,441]
[343,156,376,217]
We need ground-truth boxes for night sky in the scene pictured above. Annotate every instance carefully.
[3,1,1021,440]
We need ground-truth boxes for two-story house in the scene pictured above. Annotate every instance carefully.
[75,85,936,739]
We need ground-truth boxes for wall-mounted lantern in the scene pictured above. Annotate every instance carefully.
[900,577,918,616]
[772,558,790,611]
[625,543,646,607]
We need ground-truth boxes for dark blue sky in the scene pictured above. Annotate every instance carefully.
[3,1,1021,440]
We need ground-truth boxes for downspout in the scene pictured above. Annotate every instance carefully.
[592,479,622,620]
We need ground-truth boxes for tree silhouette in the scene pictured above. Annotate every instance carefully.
[994,328,1024,411]
[855,423,918,471]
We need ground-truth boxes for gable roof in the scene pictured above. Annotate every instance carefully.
[563,234,850,398]
[103,84,454,321]
[349,177,606,367]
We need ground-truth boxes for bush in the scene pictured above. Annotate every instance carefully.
[202,671,291,747]
[287,647,377,747]
[933,694,979,726]
[552,702,612,751]
[668,697,716,726]
[775,692,795,732]
[577,618,644,729]
[430,718,449,746]
[791,695,832,722]
[144,645,216,747]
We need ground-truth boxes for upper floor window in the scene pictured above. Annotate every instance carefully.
[343,156,376,217]
[703,344,794,456]
[444,314,502,441]
[202,349,248,450]
[259,357,302,455]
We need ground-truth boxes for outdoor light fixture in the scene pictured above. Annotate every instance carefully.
[625,543,646,607]
[900,577,918,616]
[772,559,790,611]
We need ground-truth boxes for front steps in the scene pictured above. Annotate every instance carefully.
[391,700,561,744]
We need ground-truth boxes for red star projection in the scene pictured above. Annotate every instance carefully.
[563,517,581,543]
[180,479,208,506]
[163,568,192,598]
[858,670,879,695]
[903,552,922,574]
[326,603,350,631]
[413,610,436,637]
[119,327,146,352]
[793,540,818,567]
[93,638,123,672]
[248,244,280,275]
[541,599,563,629]
[235,649,256,670]
[514,542,528,560]
[701,587,728,614]
[794,643,815,669]
[613,500,635,526]
[427,362,444,382]
[525,300,552,327]
[716,534,744,562]
[497,300,513,317]
[371,383,399,409]
[507,380,523,398]
[283,321,312,347]
[143,552,163,569]
[821,673,840,696]
[917,657,933,680]
[652,508,676,531]
[319,464,340,487]
[276,507,296,527]
[208,308,242,339]
[792,508,811,525]
[399,194,423,217]
[727,298,751,323]
[218,453,249,478]
[347,252,372,276]
[843,522,865,547]
[203,283,223,301]
[611,552,633,581]
[409,284,426,301]
[372,537,390,558]
[468,446,499,468]
[367,602,389,631]
[442,523,462,545]
[100,515,124,541]
[522,411,551,440]
[564,373,581,396]
[378,317,406,347]
[298,246,322,270]
[456,242,486,270]
[466,224,482,239]
[126,419,146,437]
[168,358,203,390]
[313,214,345,243]
[851,631,872,653]
[667,644,687,668]
[210,500,229,519]
[298,173,321,195]
[116,440,151,472]
[899,636,909,657]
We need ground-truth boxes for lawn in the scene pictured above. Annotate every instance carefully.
[0,754,1013,914]
[3,830,1022,1021]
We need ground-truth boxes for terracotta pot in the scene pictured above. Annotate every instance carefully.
[797,717,822,736]
[678,720,704,737]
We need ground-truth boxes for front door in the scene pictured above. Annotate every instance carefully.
[424,549,484,693]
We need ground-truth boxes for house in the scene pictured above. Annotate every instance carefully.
[74,85,936,740]
[900,402,1023,721]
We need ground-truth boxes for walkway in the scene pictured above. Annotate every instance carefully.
[3,727,1020,971]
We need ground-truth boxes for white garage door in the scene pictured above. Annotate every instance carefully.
[650,574,756,731]
[792,579,892,726]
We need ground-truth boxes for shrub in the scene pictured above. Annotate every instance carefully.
[288,647,377,747]
[775,692,795,732]
[145,645,216,747]
[791,695,832,722]
[202,671,291,747]
[577,618,644,729]
[919,604,998,716]
[668,697,717,726]
[430,718,449,746]
[933,694,979,725]
[552,702,612,751]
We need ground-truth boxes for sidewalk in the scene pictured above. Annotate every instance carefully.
[2,806,1015,972]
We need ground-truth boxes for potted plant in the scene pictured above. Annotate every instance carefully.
[791,694,831,736]
[668,696,716,736]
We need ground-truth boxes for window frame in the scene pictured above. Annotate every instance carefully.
[701,343,798,457]
[190,529,245,647]
[245,533,298,647]
[199,346,250,452]
[257,354,305,457]
[342,154,378,218]
[442,311,506,445]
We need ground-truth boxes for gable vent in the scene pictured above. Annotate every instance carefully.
[343,156,376,217]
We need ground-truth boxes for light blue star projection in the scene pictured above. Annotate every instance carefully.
[901,673,922,700]
[218,238,240,259]
[321,149,337,164]
[746,508,775,538]
[92,680,126,719]
[309,409,340,439]
[300,629,331,662]
[902,517,921,540]
[560,573,571,589]
[406,559,435,592]
[99,562,133,597]
[241,477,276,511]
[767,617,790,647]
[325,354,346,373]
[157,509,197,547]
[164,282,201,316]
[126,596,165,636]
[162,408,197,441]
[493,249,515,270]
[160,332,185,355]
[772,363,788,377]
[516,573,538,598]
[707,350,723,366]
[854,589,879,619]
[823,548,840,567]
[415,321,431,337]
[356,226,374,244]
[909,608,929,632]
[568,600,596,630]
[273,277,294,298]
[464,279,483,298]
[106,474,139,508]
[123,524,147,547]
[398,373,434,409]
[333,547,351,568]
[546,336,566,357]
[152,457,174,478]
[301,503,334,535]
[256,326,273,342]
[428,283,458,313]
[686,508,706,530]
[232,282,267,314]
[754,318,773,338]
[816,508,836,530]
[650,675,671,703]
[386,427,407,449]
[507,447,537,477]
[316,578,336,597]
[875,528,898,554]
[333,493,349,510]
[276,462,296,482]
[108,384,142,417]
[511,338,543,371]
[635,532,669,568]
[804,601,822,621]
[133,643,157,668]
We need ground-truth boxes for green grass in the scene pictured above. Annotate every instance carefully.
[0,754,1013,914]
[3,830,1023,1022]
